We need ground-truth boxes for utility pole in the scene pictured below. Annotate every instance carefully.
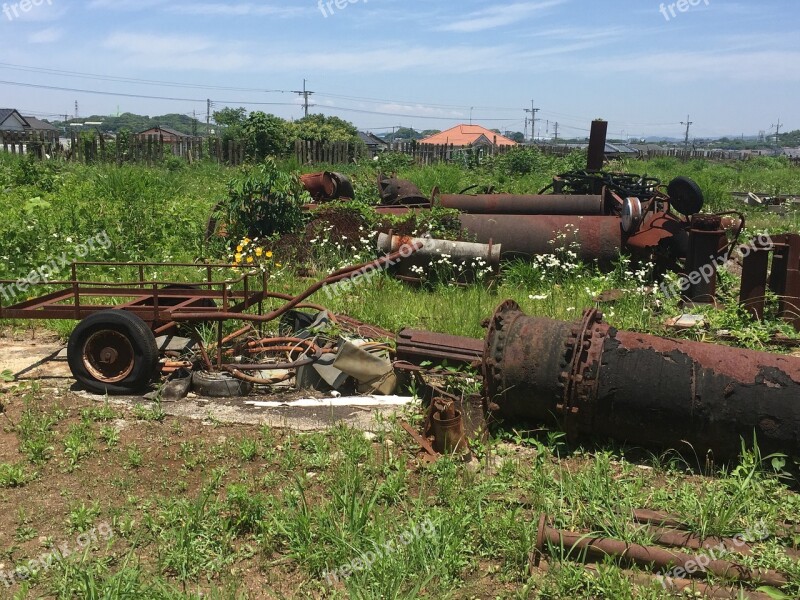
[524,100,540,142]
[192,110,198,136]
[293,79,315,118]
[74,101,78,119]
[554,122,559,143]
[680,115,693,149]
[771,119,782,147]
[206,99,211,136]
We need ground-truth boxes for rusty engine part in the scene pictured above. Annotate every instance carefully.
[459,214,623,265]
[531,516,788,588]
[300,171,355,202]
[377,233,501,284]
[483,301,800,460]
[378,175,429,205]
[430,397,467,453]
[740,233,800,332]
[437,193,607,216]
[395,328,484,368]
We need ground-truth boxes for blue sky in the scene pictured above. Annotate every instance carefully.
[0,0,797,139]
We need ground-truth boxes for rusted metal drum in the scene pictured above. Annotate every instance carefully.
[459,214,622,264]
[484,300,800,459]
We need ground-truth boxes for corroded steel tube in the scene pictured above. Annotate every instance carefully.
[459,214,622,264]
[533,516,787,587]
[438,194,605,215]
[483,301,800,459]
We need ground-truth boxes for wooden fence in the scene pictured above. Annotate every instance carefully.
[1,131,62,158]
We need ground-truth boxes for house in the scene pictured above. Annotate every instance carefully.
[1,109,61,145]
[134,126,190,143]
[22,117,60,142]
[0,108,29,133]
[358,131,389,155]
[420,124,517,148]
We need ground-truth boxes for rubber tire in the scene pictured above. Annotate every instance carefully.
[191,371,253,398]
[68,310,160,395]
[142,284,217,308]
[667,176,704,216]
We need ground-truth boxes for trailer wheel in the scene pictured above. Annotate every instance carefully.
[68,311,159,395]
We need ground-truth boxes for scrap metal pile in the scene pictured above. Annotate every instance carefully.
[301,120,797,316]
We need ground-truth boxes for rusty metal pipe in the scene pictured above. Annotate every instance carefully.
[533,516,787,587]
[484,301,800,460]
[395,328,484,368]
[645,526,752,556]
[580,563,774,600]
[438,194,606,216]
[459,214,622,264]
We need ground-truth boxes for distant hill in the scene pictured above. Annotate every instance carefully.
[51,112,203,136]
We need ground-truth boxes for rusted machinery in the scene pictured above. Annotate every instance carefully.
[740,233,800,331]
[482,301,800,459]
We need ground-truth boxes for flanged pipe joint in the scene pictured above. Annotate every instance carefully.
[483,301,800,460]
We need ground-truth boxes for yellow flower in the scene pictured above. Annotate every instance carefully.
[235,253,243,263]
[243,238,251,246]
[247,256,254,264]
[275,262,282,267]
[266,251,274,258]
[236,245,243,253]
[255,247,263,257]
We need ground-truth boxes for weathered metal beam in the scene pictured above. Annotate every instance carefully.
[483,301,800,459]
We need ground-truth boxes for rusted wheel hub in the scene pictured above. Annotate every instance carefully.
[82,330,135,383]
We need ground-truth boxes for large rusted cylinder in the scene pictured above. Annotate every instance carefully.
[483,301,800,459]
[459,214,622,264]
[438,194,605,216]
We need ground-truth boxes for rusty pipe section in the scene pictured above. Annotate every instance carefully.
[483,301,800,460]
[459,214,622,264]
[395,328,484,368]
[532,516,788,587]
[438,194,606,216]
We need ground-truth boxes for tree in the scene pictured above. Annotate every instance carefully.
[213,107,247,143]
[213,107,247,129]
[243,112,290,158]
[509,131,525,143]
[289,114,361,144]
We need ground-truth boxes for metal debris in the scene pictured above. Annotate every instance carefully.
[483,300,800,459]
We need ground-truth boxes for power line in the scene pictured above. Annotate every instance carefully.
[0,61,290,94]
[0,79,298,106]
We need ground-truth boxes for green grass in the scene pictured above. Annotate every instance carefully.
[1,153,800,597]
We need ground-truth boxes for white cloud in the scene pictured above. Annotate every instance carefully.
[101,32,253,71]
[28,27,63,44]
[437,0,566,33]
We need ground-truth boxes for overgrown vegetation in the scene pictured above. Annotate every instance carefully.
[1,151,800,597]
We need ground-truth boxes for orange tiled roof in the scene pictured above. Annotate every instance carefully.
[420,124,517,147]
